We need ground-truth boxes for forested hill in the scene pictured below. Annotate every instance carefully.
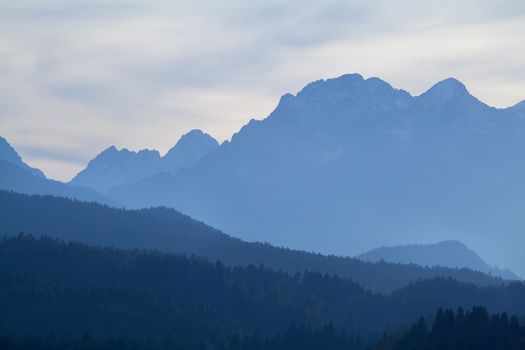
[1,235,524,342]
[357,241,519,280]
[0,190,506,293]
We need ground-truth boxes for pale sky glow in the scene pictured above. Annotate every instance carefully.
[1,0,525,181]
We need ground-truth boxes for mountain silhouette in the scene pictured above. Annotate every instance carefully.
[163,129,219,171]
[0,135,112,204]
[357,240,519,280]
[70,129,218,193]
[0,136,45,177]
[105,74,525,277]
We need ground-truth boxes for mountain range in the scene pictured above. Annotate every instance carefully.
[69,129,218,193]
[92,74,524,277]
[357,240,519,280]
[0,136,111,204]
[2,73,524,277]
[1,131,518,283]
[0,130,218,203]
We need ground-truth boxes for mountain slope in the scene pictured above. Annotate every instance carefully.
[357,241,519,280]
[0,135,45,177]
[163,129,219,171]
[0,190,507,293]
[107,74,525,278]
[69,146,163,193]
[69,129,218,193]
[0,136,112,204]
[0,160,112,205]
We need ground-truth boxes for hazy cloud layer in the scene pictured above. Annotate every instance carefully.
[1,0,525,180]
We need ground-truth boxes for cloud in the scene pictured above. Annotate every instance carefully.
[1,0,525,180]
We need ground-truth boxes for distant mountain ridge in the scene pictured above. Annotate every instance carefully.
[0,136,45,178]
[0,190,507,293]
[357,240,519,280]
[69,129,218,193]
[164,129,220,171]
[0,136,111,204]
[105,73,525,278]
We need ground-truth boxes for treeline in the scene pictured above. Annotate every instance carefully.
[0,235,524,341]
[2,308,524,350]
[0,325,365,350]
[0,190,507,293]
[376,307,525,350]
[0,234,383,338]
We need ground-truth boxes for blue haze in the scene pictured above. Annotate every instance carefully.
[102,74,525,277]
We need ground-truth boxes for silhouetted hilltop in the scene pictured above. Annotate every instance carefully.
[357,241,519,280]
[69,129,218,192]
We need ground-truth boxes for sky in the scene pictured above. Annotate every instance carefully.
[1,0,525,181]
